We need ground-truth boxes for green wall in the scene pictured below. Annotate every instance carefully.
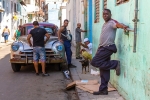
[92,0,150,100]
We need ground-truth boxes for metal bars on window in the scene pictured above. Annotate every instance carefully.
[95,0,100,23]
[103,0,107,9]
[116,0,129,5]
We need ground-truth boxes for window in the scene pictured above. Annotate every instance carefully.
[103,0,107,9]
[0,12,2,23]
[116,0,129,5]
[94,0,100,23]
[17,3,20,12]
[6,3,9,15]
[24,0,30,4]
[14,3,16,12]
[2,0,5,9]
[41,1,45,11]
[11,1,13,12]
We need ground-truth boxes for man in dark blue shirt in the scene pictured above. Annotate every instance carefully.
[27,21,50,76]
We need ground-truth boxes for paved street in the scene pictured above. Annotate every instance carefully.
[0,45,77,100]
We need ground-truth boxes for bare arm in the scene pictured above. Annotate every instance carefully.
[116,23,129,30]
[27,34,32,47]
[80,42,88,48]
[45,33,50,44]
[80,29,87,32]
[57,27,64,41]
[8,29,10,34]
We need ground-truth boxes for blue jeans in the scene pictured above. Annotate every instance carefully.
[64,40,72,64]
[4,34,9,41]
[33,47,46,62]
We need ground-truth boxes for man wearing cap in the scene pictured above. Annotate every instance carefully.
[80,38,92,61]
[75,23,87,59]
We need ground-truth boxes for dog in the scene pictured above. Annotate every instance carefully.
[79,59,89,74]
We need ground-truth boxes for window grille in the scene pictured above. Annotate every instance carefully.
[116,0,129,5]
[94,0,100,23]
[104,0,107,9]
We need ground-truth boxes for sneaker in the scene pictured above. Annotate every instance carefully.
[76,57,82,59]
[68,64,76,68]
[116,61,121,76]
[42,73,50,76]
[93,89,108,95]
[36,73,39,76]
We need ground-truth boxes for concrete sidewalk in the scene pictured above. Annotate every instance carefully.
[0,40,13,49]
[70,47,124,100]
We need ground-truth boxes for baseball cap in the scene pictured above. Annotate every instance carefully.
[84,38,89,42]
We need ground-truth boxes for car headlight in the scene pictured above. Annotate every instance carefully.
[56,45,63,51]
[11,45,19,51]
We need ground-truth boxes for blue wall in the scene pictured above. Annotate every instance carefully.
[88,0,93,42]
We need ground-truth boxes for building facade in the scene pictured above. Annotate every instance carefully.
[0,0,28,42]
[65,0,85,45]
[92,0,150,100]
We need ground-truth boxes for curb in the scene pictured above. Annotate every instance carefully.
[69,68,90,100]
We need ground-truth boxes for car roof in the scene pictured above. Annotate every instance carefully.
[22,22,56,28]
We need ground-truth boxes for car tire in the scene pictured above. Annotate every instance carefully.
[59,63,68,71]
[58,63,62,71]
[11,63,21,72]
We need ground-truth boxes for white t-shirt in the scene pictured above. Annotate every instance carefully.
[85,43,92,54]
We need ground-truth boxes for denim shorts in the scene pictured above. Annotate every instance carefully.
[33,47,46,62]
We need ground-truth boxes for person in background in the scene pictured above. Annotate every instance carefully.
[27,21,50,76]
[2,26,10,43]
[91,9,129,95]
[75,23,87,59]
[57,19,76,68]
[13,25,22,41]
[80,38,92,61]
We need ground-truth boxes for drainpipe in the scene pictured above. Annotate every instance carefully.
[132,0,139,52]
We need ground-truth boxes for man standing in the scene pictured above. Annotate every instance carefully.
[80,38,92,61]
[75,23,87,59]
[2,26,10,43]
[57,19,76,68]
[27,21,50,76]
[91,9,128,95]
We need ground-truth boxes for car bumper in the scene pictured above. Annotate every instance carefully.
[10,58,66,64]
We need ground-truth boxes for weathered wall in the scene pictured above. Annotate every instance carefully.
[92,0,150,100]
[66,0,85,45]
[0,0,23,42]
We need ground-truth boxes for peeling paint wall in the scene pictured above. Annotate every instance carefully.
[92,0,150,100]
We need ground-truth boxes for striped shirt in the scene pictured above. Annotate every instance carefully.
[99,19,118,47]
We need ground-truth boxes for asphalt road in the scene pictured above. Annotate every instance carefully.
[0,46,77,100]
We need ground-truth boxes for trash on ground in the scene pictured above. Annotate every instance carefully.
[63,70,70,80]
[91,69,100,76]
[66,80,116,94]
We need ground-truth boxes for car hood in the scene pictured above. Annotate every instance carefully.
[18,35,58,50]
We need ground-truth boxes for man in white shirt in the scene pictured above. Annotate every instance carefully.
[80,38,92,60]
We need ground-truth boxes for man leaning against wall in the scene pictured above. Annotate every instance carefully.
[91,9,129,95]
[75,23,87,59]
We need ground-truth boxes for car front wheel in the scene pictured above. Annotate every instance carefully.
[11,63,21,72]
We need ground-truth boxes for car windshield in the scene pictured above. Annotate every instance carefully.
[26,26,53,35]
